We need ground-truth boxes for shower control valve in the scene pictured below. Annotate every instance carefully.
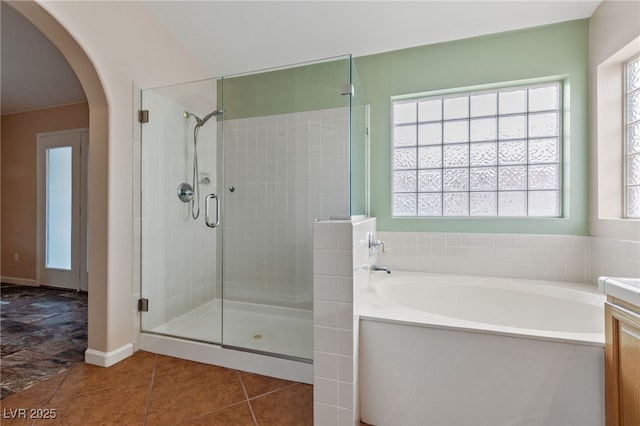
[367,232,386,257]
[177,183,194,202]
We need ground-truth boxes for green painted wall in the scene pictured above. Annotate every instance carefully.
[218,57,351,120]
[354,19,590,235]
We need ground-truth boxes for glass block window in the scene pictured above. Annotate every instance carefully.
[392,82,562,217]
[625,55,640,218]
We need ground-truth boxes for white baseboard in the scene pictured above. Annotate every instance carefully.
[85,343,134,367]
[1,276,38,286]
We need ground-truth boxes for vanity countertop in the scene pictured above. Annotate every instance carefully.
[598,276,640,308]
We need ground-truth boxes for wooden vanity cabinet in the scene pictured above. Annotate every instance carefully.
[605,296,640,426]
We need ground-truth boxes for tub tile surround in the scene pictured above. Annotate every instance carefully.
[309,227,637,425]
[591,236,640,282]
[313,217,376,426]
[377,231,640,285]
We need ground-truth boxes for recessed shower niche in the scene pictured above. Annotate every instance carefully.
[136,55,368,379]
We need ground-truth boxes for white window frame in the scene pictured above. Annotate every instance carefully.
[624,53,640,219]
[391,80,563,218]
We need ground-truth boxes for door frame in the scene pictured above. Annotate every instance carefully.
[36,127,89,291]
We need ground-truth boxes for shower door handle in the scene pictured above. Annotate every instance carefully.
[205,193,220,228]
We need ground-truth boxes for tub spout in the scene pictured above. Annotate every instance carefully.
[371,265,391,274]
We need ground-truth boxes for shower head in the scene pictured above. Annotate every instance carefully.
[198,110,223,126]
[184,109,224,127]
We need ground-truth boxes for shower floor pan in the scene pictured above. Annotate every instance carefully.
[149,299,313,360]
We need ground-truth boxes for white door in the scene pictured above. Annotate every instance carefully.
[37,128,88,291]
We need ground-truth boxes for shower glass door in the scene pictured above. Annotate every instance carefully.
[138,56,364,360]
[219,56,353,360]
[139,78,222,344]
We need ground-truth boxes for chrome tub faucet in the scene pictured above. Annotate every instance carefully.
[371,265,391,274]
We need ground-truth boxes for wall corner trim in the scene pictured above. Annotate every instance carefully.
[85,343,134,367]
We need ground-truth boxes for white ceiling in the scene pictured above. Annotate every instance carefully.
[144,0,602,77]
[1,0,602,115]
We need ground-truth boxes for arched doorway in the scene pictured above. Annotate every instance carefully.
[7,0,110,363]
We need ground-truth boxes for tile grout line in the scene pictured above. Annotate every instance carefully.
[247,382,299,402]
[46,367,73,405]
[142,354,158,426]
[237,371,259,425]
[183,401,252,424]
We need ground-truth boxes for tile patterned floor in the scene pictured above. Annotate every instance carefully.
[1,284,313,425]
[1,284,88,399]
[0,351,313,425]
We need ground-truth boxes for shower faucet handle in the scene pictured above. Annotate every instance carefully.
[372,239,386,252]
[367,232,386,256]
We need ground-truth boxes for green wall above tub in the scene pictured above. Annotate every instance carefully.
[354,19,590,235]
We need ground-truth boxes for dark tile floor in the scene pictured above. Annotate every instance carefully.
[1,283,88,400]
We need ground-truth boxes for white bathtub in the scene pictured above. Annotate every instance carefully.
[359,272,606,426]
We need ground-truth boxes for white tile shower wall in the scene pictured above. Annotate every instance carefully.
[591,237,640,282]
[223,107,349,308]
[313,217,376,426]
[376,232,591,283]
[138,86,218,331]
[350,218,376,426]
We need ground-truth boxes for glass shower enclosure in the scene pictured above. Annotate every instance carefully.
[139,55,366,361]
